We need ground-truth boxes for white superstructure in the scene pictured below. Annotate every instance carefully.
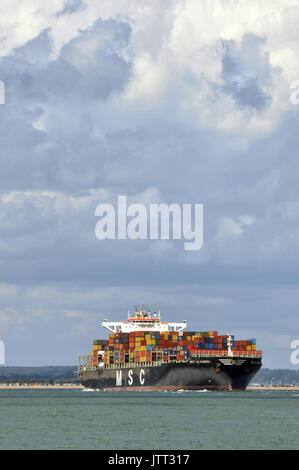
[102,307,187,334]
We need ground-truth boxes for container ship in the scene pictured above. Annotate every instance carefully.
[78,307,262,391]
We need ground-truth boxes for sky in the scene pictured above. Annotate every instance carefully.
[0,0,299,367]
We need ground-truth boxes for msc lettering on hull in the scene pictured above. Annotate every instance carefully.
[139,369,145,385]
[116,369,146,387]
[128,370,133,385]
[116,370,122,386]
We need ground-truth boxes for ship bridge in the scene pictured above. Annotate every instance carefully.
[102,307,186,333]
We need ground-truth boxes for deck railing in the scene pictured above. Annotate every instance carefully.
[78,350,262,372]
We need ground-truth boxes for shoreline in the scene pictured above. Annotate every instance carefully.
[0,385,84,389]
[247,386,299,391]
[0,384,298,391]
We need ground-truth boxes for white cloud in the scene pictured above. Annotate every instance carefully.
[239,215,255,226]
[0,308,24,328]
[217,217,244,239]
[2,1,299,142]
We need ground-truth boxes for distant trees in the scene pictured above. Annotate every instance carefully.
[0,366,77,384]
[253,368,299,386]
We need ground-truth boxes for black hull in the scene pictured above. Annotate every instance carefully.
[79,357,262,391]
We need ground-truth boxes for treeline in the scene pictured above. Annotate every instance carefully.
[252,368,299,385]
[0,366,78,384]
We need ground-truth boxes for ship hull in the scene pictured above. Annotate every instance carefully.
[79,357,262,391]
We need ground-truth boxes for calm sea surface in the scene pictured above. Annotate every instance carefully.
[0,389,298,450]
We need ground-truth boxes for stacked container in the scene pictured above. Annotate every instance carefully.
[92,339,107,366]
[93,331,261,367]
[234,339,256,352]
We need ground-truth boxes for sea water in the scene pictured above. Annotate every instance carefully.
[0,389,298,450]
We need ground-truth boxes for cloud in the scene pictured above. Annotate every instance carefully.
[57,0,86,17]
[220,34,274,110]
[59,19,132,99]
[1,19,131,102]
[0,20,132,193]
[0,308,24,328]
[217,217,244,239]
[0,1,299,367]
